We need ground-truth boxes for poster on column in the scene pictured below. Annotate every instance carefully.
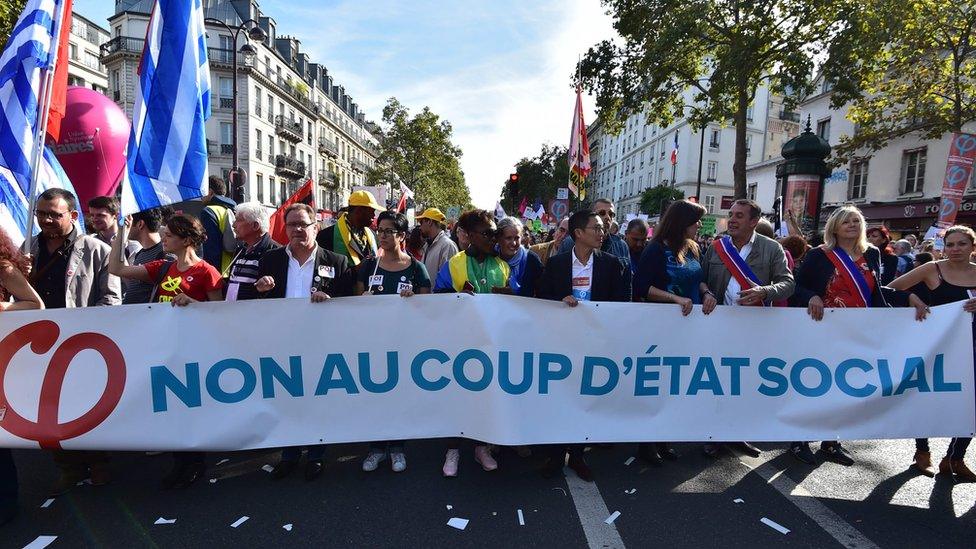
[784,174,820,240]
[0,296,972,451]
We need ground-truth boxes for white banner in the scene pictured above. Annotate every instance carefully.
[0,296,973,451]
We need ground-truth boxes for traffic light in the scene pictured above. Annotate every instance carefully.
[509,173,518,187]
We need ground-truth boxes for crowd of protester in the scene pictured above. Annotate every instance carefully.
[1,177,974,526]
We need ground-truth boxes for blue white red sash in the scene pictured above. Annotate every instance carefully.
[825,247,872,308]
[714,236,763,306]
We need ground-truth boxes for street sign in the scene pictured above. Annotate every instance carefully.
[446,205,461,220]
[556,187,569,200]
[549,199,569,221]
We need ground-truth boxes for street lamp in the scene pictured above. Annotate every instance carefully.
[204,17,267,203]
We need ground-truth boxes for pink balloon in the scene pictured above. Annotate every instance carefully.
[51,86,130,212]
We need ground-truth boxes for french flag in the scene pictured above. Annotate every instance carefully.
[670,132,678,166]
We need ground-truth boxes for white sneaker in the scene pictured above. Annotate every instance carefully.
[442,449,460,477]
[391,451,406,473]
[362,450,387,472]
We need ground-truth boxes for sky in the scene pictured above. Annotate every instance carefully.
[73,0,616,209]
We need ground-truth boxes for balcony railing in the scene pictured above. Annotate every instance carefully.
[779,110,800,123]
[318,170,338,188]
[99,36,144,60]
[351,158,369,173]
[219,97,234,109]
[318,137,339,156]
[275,154,305,178]
[274,76,320,116]
[274,115,303,142]
[221,144,235,155]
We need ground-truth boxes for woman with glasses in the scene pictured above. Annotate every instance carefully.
[433,209,510,476]
[496,217,543,297]
[355,211,431,474]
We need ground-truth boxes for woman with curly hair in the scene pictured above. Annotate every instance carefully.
[0,227,44,525]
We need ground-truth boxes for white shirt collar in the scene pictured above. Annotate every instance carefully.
[572,247,593,268]
[286,243,318,267]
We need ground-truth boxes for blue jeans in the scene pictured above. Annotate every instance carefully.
[0,449,16,507]
[281,445,326,462]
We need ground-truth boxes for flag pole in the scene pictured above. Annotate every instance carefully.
[24,0,68,252]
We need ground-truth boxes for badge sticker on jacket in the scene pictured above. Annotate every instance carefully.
[397,282,413,294]
[369,275,384,287]
[318,265,335,278]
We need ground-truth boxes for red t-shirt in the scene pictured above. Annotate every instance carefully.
[144,259,223,303]
[824,255,876,308]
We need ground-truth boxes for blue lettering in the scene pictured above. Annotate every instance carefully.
[758,358,787,396]
[663,356,688,395]
[358,352,399,393]
[150,363,201,412]
[720,357,748,396]
[259,356,304,398]
[932,354,962,392]
[498,351,534,395]
[315,353,360,395]
[895,357,931,395]
[687,357,723,396]
[791,358,831,397]
[410,349,450,391]
[206,359,257,404]
[835,359,876,398]
[539,353,572,394]
[635,356,661,396]
[878,359,894,396]
[453,349,493,391]
[581,356,619,396]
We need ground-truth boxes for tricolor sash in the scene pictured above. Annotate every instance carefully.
[824,247,872,308]
[714,236,764,306]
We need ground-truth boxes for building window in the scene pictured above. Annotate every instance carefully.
[280,180,287,202]
[709,129,720,149]
[746,103,754,122]
[707,161,717,182]
[901,148,926,194]
[255,129,262,160]
[268,135,274,159]
[69,42,78,60]
[849,158,869,200]
[269,176,276,203]
[745,134,753,156]
[220,123,233,146]
[704,195,715,214]
[816,118,830,141]
[256,173,264,203]
[748,183,757,201]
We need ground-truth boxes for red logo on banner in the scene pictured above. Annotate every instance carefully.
[0,321,126,449]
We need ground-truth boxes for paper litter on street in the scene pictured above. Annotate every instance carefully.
[283,524,293,531]
[604,511,621,525]
[230,516,249,528]
[446,504,452,510]
[154,518,176,525]
[624,489,636,495]
[733,498,744,504]
[517,509,525,526]
[624,456,635,466]
[447,517,469,530]
[23,536,57,549]
[40,499,54,508]
[760,517,790,534]
[261,464,274,473]
[216,458,230,466]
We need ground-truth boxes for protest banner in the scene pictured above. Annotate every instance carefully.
[0,296,972,450]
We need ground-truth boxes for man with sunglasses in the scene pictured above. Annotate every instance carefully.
[537,209,631,482]
[433,209,510,295]
[557,198,631,269]
[255,203,354,481]
[24,188,121,497]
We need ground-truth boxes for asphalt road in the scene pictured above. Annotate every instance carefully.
[2,438,974,548]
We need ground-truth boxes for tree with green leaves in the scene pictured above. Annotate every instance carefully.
[823,1,976,160]
[0,0,27,47]
[579,0,843,198]
[639,185,684,216]
[498,144,570,213]
[367,98,471,210]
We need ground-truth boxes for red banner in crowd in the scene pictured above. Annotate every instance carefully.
[269,179,315,245]
[936,133,976,229]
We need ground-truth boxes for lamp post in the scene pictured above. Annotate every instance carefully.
[204,17,267,204]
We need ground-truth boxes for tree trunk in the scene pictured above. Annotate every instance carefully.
[733,86,748,199]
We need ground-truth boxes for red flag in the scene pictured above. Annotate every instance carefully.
[396,182,414,213]
[517,196,528,215]
[568,86,591,199]
[269,179,316,245]
[45,0,72,143]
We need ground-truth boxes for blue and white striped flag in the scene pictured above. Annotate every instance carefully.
[121,0,211,215]
[0,0,82,246]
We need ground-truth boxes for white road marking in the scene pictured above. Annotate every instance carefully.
[740,457,880,549]
[564,467,626,549]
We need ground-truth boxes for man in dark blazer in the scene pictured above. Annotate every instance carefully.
[254,203,353,481]
[537,209,631,482]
